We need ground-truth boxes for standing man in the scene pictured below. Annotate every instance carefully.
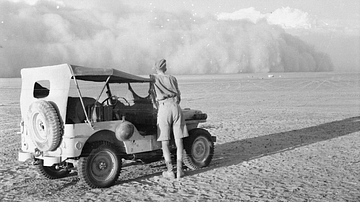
[150,59,188,180]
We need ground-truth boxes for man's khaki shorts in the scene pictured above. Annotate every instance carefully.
[157,98,189,141]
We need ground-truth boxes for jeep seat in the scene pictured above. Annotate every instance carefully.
[66,97,98,124]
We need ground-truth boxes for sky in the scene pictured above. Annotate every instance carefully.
[0,0,359,77]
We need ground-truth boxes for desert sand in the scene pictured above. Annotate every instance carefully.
[0,72,359,201]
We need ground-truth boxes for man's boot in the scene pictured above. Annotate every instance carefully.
[162,161,175,179]
[176,160,184,180]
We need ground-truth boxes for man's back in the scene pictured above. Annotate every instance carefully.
[151,74,180,102]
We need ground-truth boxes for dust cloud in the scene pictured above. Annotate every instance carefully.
[0,1,333,77]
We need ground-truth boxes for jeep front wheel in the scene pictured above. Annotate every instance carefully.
[183,128,214,170]
[78,142,122,188]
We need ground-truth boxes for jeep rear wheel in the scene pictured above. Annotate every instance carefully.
[78,142,122,188]
[183,128,214,170]
[36,160,71,179]
[27,100,62,151]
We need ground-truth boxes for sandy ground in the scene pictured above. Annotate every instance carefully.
[0,72,359,202]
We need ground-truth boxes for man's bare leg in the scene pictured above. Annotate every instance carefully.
[175,138,184,179]
[161,140,175,179]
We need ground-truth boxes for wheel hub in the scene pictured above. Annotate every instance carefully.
[98,161,107,170]
[90,150,117,181]
[195,143,205,156]
[38,121,45,131]
[33,113,48,142]
[192,136,209,161]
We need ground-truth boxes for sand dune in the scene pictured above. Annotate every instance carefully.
[0,72,359,201]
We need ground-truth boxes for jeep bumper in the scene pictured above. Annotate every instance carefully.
[18,151,33,162]
[18,151,61,166]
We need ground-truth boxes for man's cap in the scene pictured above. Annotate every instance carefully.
[155,59,166,70]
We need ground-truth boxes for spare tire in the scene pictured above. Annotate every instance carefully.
[27,100,62,151]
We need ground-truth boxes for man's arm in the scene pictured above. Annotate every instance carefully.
[173,77,181,104]
[149,75,158,109]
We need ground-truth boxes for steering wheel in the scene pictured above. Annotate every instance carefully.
[101,95,119,106]
[118,97,131,106]
[102,96,131,106]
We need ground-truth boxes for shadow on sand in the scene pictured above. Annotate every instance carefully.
[187,116,360,175]
[116,116,360,183]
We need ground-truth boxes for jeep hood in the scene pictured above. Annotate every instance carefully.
[182,108,207,121]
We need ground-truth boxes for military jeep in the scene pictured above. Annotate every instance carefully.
[18,64,215,188]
